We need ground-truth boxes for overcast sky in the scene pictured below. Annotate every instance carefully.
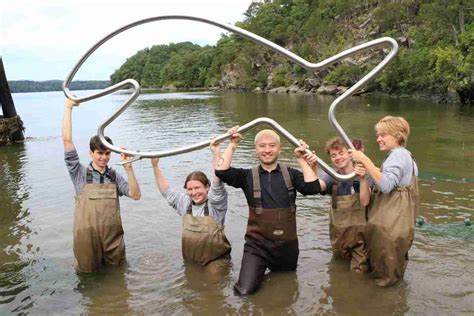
[1,0,253,81]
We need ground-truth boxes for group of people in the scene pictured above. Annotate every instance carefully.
[62,97,419,295]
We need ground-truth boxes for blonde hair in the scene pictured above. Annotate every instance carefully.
[324,137,347,154]
[254,129,281,145]
[375,116,410,147]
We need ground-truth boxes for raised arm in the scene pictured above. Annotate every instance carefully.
[354,162,371,207]
[62,98,78,151]
[210,137,222,185]
[294,140,318,182]
[121,153,141,200]
[215,125,241,171]
[151,158,170,193]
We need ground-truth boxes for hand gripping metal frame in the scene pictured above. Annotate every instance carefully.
[63,15,398,181]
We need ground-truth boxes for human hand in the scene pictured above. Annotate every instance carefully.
[151,158,159,167]
[348,149,367,164]
[228,125,242,145]
[354,162,366,178]
[294,139,310,159]
[65,98,79,109]
[120,148,135,169]
[209,136,221,154]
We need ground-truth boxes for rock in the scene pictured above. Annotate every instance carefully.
[317,84,339,95]
[288,84,300,93]
[269,86,288,94]
[336,86,348,95]
[446,87,461,104]
[304,77,321,90]
[253,87,262,93]
[162,84,177,91]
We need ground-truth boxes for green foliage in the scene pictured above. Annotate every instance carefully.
[110,0,473,102]
[8,80,110,93]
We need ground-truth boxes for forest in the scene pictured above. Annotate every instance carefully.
[111,0,473,104]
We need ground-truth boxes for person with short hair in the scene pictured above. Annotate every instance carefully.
[319,137,371,274]
[349,116,419,286]
[215,126,321,295]
[151,137,231,274]
[62,98,141,273]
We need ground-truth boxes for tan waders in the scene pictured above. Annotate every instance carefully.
[234,165,298,295]
[329,183,368,273]
[367,169,419,286]
[181,202,231,266]
[73,169,125,272]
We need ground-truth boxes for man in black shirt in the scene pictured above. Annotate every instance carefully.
[215,126,321,295]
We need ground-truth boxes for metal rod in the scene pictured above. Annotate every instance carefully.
[63,15,398,181]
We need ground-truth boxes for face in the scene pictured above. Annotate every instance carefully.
[186,180,209,205]
[255,134,281,166]
[329,147,351,169]
[89,149,111,169]
[376,131,399,151]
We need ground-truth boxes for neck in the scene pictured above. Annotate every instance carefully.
[260,161,278,172]
[91,162,106,173]
[339,163,353,175]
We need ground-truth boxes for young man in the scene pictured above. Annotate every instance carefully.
[62,98,141,273]
[215,126,321,295]
[319,137,371,274]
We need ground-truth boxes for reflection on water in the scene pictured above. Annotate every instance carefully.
[0,90,473,314]
[0,143,33,314]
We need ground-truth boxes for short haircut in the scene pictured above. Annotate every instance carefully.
[89,135,113,152]
[184,171,210,189]
[375,116,410,147]
[254,129,280,145]
[324,137,347,154]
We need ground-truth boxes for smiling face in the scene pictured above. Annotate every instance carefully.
[89,149,111,171]
[185,180,209,205]
[255,132,281,167]
[375,130,399,152]
[329,146,351,170]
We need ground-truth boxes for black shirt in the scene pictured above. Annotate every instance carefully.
[215,164,321,209]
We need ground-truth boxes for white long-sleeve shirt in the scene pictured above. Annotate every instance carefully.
[162,180,228,226]
[377,147,418,193]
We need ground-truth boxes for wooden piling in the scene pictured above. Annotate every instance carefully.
[0,57,25,143]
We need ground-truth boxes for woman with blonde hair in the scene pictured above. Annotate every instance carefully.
[349,116,419,286]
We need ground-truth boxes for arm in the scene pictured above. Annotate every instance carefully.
[215,125,241,171]
[121,153,141,200]
[354,163,370,207]
[151,158,170,193]
[209,137,222,185]
[294,140,318,182]
[349,150,382,183]
[62,98,78,152]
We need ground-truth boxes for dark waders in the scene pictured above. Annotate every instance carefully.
[234,165,298,295]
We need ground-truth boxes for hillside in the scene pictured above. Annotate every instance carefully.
[111,0,473,104]
[9,80,110,93]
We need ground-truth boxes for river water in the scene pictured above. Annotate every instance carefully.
[1,90,473,315]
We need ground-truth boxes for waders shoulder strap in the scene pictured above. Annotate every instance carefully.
[186,200,209,216]
[86,169,93,183]
[280,164,296,213]
[331,183,338,209]
[251,167,263,215]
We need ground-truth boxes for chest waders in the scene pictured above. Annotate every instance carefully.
[329,183,368,273]
[367,160,419,286]
[73,169,125,272]
[181,202,231,266]
[247,165,298,246]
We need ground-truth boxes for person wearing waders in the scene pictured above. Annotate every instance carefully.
[215,126,321,295]
[319,137,371,274]
[150,137,231,275]
[62,98,141,273]
[349,116,419,286]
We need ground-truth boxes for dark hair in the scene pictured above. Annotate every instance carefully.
[89,135,113,152]
[351,138,364,150]
[183,171,210,189]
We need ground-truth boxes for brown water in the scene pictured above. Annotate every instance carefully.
[1,90,473,315]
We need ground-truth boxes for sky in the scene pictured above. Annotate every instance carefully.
[0,0,253,81]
